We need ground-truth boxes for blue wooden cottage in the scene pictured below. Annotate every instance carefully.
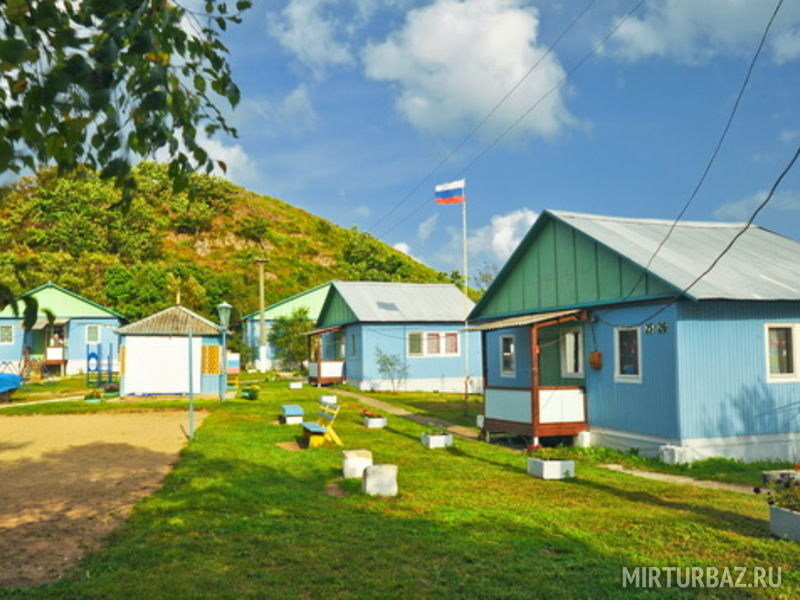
[117,305,226,397]
[0,282,123,377]
[309,281,483,392]
[470,210,800,462]
[242,281,333,371]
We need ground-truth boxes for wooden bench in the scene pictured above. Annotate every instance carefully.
[302,401,342,447]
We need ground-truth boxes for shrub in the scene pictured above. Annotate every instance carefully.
[754,467,800,511]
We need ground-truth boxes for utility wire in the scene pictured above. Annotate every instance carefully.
[366,0,602,234]
[379,0,647,238]
[598,141,800,328]
[620,0,785,300]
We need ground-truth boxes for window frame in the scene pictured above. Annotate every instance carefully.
[560,327,584,379]
[407,331,460,358]
[500,334,516,378]
[765,323,800,383]
[614,326,642,384]
[0,324,14,345]
[86,324,101,344]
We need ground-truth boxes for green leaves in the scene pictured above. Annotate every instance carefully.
[0,1,251,195]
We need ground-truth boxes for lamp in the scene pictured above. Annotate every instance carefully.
[216,302,232,329]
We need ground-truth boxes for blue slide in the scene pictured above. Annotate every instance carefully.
[0,373,22,394]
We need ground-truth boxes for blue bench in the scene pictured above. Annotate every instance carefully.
[302,402,342,447]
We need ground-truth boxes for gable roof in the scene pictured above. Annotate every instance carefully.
[471,209,800,320]
[550,210,800,300]
[117,306,220,336]
[243,281,334,321]
[0,282,124,319]
[318,282,474,327]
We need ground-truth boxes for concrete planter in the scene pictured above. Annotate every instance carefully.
[527,458,575,480]
[343,449,373,479]
[289,382,303,390]
[770,506,800,542]
[363,416,387,429]
[320,394,337,405]
[421,433,453,449]
[476,415,484,428]
[362,464,398,497]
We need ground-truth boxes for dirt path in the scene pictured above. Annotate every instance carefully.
[598,463,752,494]
[0,411,207,588]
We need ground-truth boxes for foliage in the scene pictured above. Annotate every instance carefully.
[0,164,447,327]
[268,307,313,371]
[240,385,259,401]
[755,468,800,511]
[0,0,251,197]
[474,261,500,294]
[375,347,409,392]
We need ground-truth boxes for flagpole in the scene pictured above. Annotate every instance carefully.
[462,182,469,414]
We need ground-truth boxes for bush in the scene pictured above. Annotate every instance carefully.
[241,385,259,401]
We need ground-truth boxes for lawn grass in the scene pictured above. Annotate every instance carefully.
[7,374,96,403]
[2,381,798,599]
[339,386,482,429]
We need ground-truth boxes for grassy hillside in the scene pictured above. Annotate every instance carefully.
[0,163,449,329]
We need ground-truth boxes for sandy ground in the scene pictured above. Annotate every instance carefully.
[0,411,207,588]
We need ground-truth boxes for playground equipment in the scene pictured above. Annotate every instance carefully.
[0,373,22,402]
[86,343,116,388]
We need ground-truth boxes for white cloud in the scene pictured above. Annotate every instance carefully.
[355,205,371,218]
[234,84,317,138]
[779,129,800,144]
[610,0,800,64]
[434,207,537,270]
[393,241,412,254]
[268,0,354,76]
[154,132,258,188]
[362,0,575,139]
[712,189,800,221]
[417,213,439,241]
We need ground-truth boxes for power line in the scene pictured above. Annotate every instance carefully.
[379,0,647,238]
[620,0,785,300]
[598,141,800,328]
[366,0,602,234]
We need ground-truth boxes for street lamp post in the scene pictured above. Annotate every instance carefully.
[255,258,267,372]
[216,302,232,403]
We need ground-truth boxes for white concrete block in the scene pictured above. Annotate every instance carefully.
[421,433,454,449]
[527,458,575,480]
[363,416,387,429]
[284,415,303,425]
[289,382,303,390]
[476,415,484,428]
[362,464,398,496]
[658,444,692,465]
[573,431,592,448]
[343,449,373,479]
[320,394,337,405]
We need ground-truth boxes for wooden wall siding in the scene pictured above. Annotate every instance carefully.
[586,301,681,439]
[201,345,221,375]
[485,327,532,389]
[318,289,357,327]
[538,322,585,388]
[676,300,800,439]
[477,218,675,318]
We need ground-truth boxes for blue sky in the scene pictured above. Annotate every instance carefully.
[201,0,800,277]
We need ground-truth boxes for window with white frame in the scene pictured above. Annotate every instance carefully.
[500,334,516,377]
[0,325,13,345]
[766,323,799,381]
[407,331,460,357]
[615,327,641,383]
[560,328,583,378]
[86,324,101,344]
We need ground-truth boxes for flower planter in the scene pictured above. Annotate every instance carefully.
[476,415,484,428]
[421,432,453,449]
[289,381,303,390]
[363,416,387,429]
[527,458,575,480]
[770,506,800,542]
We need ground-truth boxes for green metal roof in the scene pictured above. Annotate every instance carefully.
[243,281,335,321]
[0,282,124,319]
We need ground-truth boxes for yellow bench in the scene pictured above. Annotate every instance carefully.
[301,401,343,447]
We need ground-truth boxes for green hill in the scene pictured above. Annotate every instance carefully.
[0,163,449,328]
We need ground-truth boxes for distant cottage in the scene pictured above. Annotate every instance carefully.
[308,281,483,393]
[242,281,332,371]
[470,210,800,462]
[117,305,226,397]
[0,282,123,377]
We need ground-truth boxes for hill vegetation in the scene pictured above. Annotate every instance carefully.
[0,163,450,334]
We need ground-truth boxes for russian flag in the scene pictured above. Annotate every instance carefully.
[435,179,466,204]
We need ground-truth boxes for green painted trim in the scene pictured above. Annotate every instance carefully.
[16,281,126,319]
[242,280,337,320]
[316,283,359,328]
[470,211,687,320]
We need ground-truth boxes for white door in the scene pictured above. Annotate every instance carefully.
[124,336,202,395]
